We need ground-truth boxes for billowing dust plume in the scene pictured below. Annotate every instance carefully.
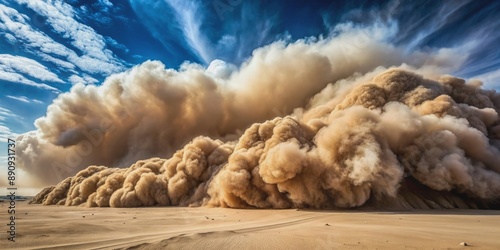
[30,67,500,209]
[16,23,499,208]
[18,24,467,185]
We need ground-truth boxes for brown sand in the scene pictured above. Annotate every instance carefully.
[2,200,500,249]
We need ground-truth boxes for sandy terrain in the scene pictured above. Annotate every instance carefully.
[2,200,500,249]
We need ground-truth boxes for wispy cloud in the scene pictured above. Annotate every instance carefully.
[216,2,278,64]
[471,69,500,89]
[130,0,277,65]
[0,107,20,142]
[77,0,127,27]
[15,0,128,75]
[105,36,130,54]
[0,70,57,91]
[165,0,213,64]
[0,3,76,72]
[0,55,60,91]
[6,95,43,104]
[68,74,99,85]
[0,124,17,142]
[6,95,29,103]
[0,107,20,120]
[0,1,129,82]
[0,54,62,82]
[99,0,113,8]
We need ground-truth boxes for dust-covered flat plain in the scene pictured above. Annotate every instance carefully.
[3,201,500,250]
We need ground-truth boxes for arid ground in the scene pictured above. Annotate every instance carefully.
[2,200,500,249]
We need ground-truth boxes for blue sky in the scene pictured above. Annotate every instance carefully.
[0,0,499,182]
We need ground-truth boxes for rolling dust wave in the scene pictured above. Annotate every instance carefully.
[24,25,500,209]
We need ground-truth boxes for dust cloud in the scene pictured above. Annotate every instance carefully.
[29,65,500,209]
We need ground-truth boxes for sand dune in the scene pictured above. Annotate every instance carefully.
[3,201,500,249]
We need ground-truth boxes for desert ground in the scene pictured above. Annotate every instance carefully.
[2,200,500,249]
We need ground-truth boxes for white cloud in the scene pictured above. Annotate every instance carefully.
[3,32,16,43]
[0,4,73,68]
[38,54,76,71]
[0,70,59,91]
[0,107,20,120]
[0,54,61,91]
[99,0,113,8]
[471,69,500,89]
[0,107,20,142]
[68,74,99,85]
[16,0,127,74]
[105,36,130,53]
[0,2,128,79]
[165,0,213,64]
[6,95,30,103]
[0,124,18,142]
[206,59,237,79]
[0,54,62,82]
[5,95,43,104]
